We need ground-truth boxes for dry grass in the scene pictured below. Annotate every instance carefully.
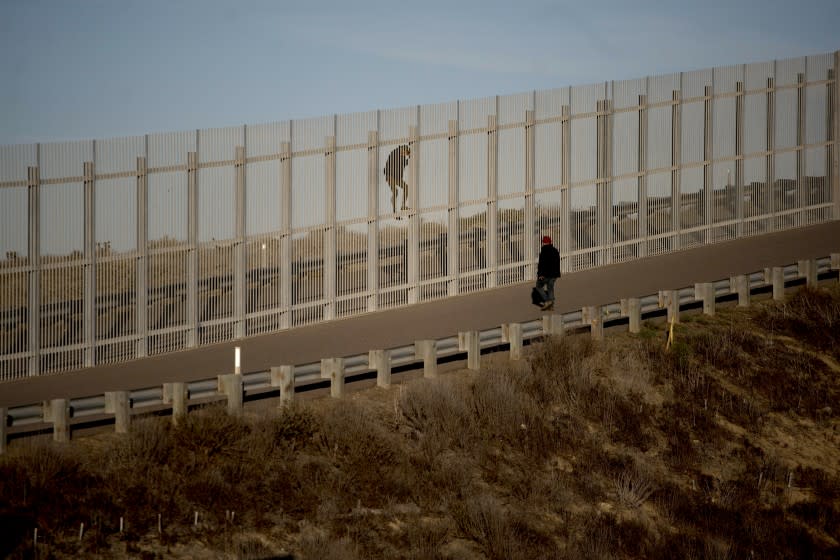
[2,285,840,559]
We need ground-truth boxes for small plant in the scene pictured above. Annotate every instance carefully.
[613,468,655,509]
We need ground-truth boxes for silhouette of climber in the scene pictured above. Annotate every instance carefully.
[384,145,411,213]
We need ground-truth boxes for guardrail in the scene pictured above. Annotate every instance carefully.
[2,254,838,453]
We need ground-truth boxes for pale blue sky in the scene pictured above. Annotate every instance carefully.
[1,0,838,146]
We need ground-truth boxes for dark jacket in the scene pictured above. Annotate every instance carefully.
[537,244,561,278]
[384,145,410,180]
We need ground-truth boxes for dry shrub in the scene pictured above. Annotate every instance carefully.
[401,521,448,560]
[316,400,409,507]
[296,527,360,560]
[688,324,761,371]
[525,335,598,407]
[757,285,840,358]
[398,377,474,451]
[469,367,555,459]
[569,513,654,560]
[613,467,655,509]
[449,492,517,560]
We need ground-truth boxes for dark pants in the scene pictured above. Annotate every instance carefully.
[536,276,557,304]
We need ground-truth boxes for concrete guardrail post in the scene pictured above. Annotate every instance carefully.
[831,253,840,282]
[541,314,564,336]
[164,382,188,425]
[502,323,523,360]
[104,391,130,434]
[798,259,818,288]
[270,365,295,405]
[321,358,346,398]
[219,374,243,416]
[369,350,391,388]
[732,275,751,307]
[583,306,603,340]
[459,331,480,370]
[695,283,715,316]
[415,340,437,379]
[621,298,641,333]
[45,399,70,443]
[771,266,785,300]
[0,407,7,455]
[659,290,680,324]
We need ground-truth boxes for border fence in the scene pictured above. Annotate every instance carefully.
[1,51,838,381]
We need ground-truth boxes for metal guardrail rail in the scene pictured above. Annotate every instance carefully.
[1,255,838,449]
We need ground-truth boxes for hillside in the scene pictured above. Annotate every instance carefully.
[1,285,840,559]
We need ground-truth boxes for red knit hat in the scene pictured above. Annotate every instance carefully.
[542,235,552,244]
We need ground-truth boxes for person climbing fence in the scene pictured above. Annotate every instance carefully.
[384,145,411,214]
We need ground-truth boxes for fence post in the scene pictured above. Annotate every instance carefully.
[83,159,95,367]
[771,266,785,300]
[502,323,523,360]
[136,153,148,358]
[695,282,715,316]
[798,259,817,288]
[104,391,130,434]
[46,399,70,443]
[27,165,41,376]
[186,148,199,347]
[447,119,460,297]
[321,358,345,398]
[369,350,391,388]
[408,122,421,303]
[280,140,292,328]
[324,133,337,320]
[732,275,751,307]
[367,130,380,312]
[219,374,243,416]
[524,108,536,279]
[832,51,839,220]
[622,298,641,333]
[415,340,437,379]
[459,330,480,370]
[660,290,680,324]
[671,89,682,250]
[0,407,7,455]
[234,145,246,339]
[583,306,603,340]
[638,94,649,257]
[487,112,498,288]
[270,365,295,405]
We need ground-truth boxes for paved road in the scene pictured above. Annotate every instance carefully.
[2,221,839,408]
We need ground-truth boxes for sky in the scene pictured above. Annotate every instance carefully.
[1,0,838,146]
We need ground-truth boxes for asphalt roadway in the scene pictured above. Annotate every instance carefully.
[2,220,839,408]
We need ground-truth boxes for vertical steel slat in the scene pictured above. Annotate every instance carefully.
[186,142,198,347]
[447,118,459,296]
[367,126,379,312]
[136,146,148,357]
[768,72,776,229]
[324,133,336,320]
[486,112,498,287]
[833,52,840,218]
[407,120,420,303]
[27,157,40,376]
[280,140,292,328]
[83,158,95,367]
[524,107,536,279]
[234,145,246,338]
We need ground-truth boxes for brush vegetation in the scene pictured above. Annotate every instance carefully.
[2,285,840,559]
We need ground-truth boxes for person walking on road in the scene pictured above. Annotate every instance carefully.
[536,235,560,310]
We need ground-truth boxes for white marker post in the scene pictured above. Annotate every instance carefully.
[234,346,241,375]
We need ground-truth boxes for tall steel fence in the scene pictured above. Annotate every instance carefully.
[1,52,838,381]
